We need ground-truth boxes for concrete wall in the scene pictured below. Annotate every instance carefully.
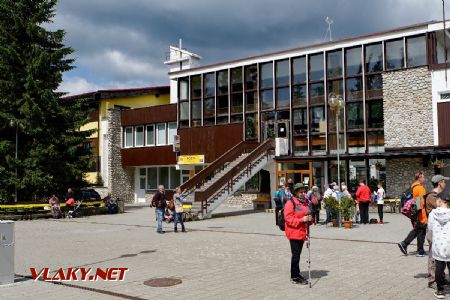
[385,158,434,197]
[108,109,135,202]
[383,67,433,148]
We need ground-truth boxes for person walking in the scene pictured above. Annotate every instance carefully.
[307,186,322,225]
[427,192,450,299]
[426,175,448,289]
[398,171,428,256]
[375,183,385,224]
[355,180,371,224]
[284,183,313,284]
[173,187,186,233]
[151,185,167,234]
[274,184,285,226]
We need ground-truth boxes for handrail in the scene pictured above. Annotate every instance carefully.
[179,141,258,193]
[195,139,275,214]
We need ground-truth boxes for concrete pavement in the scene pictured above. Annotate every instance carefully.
[1,207,448,299]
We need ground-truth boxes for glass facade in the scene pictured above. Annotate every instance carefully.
[176,29,436,159]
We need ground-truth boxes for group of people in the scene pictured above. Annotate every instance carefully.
[47,188,77,218]
[396,171,450,299]
[151,185,186,234]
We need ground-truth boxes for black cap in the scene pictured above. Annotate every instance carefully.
[437,192,450,202]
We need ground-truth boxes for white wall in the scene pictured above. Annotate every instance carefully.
[431,69,450,145]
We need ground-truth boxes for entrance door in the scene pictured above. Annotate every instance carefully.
[276,161,313,190]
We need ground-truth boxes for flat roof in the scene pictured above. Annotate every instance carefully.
[63,86,170,101]
[169,20,443,77]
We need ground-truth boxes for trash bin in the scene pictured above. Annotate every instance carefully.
[116,198,124,213]
[0,220,14,285]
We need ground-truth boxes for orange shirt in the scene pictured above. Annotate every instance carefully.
[411,181,427,224]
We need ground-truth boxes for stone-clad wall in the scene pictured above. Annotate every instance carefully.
[108,109,135,203]
[385,158,434,197]
[224,193,258,208]
[383,67,433,148]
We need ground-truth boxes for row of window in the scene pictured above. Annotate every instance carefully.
[178,34,427,128]
[124,122,177,148]
[139,167,188,190]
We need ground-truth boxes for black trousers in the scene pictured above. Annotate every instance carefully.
[359,202,370,224]
[436,260,450,291]
[275,208,281,226]
[403,222,427,253]
[377,204,383,222]
[313,210,320,224]
[289,240,304,279]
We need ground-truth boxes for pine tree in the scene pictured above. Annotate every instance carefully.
[0,0,94,202]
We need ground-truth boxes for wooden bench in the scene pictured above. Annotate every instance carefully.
[383,198,400,213]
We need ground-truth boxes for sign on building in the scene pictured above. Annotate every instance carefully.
[173,135,180,152]
[177,155,205,165]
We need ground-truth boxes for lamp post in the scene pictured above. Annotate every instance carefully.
[328,92,345,227]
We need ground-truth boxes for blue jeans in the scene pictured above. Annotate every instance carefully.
[155,208,164,232]
[174,212,185,231]
[326,208,331,223]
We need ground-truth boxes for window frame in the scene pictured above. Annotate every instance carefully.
[156,123,167,146]
[134,125,145,147]
[124,126,134,148]
[145,124,155,146]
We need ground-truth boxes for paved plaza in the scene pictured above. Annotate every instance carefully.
[1,206,449,300]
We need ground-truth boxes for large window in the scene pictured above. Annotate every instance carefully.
[276,60,289,109]
[260,62,274,110]
[146,125,155,146]
[310,106,325,133]
[292,56,307,107]
[309,53,324,81]
[135,125,144,147]
[156,123,167,145]
[217,70,229,120]
[385,39,404,70]
[345,47,362,76]
[293,108,307,135]
[142,167,180,190]
[310,82,324,105]
[231,67,243,116]
[245,65,257,112]
[406,35,426,67]
[346,77,363,101]
[124,127,133,148]
[365,43,383,73]
[191,75,202,127]
[203,72,215,126]
[168,122,177,144]
[327,50,342,79]
[366,74,382,99]
[368,101,383,129]
[347,102,364,130]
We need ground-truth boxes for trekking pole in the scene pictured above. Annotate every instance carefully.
[306,223,312,288]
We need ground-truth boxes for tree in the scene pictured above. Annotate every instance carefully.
[0,0,94,202]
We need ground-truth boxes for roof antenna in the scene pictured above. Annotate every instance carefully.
[325,17,334,41]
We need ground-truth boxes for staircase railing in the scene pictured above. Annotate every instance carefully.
[179,141,259,193]
[195,139,275,216]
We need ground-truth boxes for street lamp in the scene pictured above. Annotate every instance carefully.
[328,92,345,227]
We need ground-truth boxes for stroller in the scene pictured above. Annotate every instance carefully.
[67,199,84,218]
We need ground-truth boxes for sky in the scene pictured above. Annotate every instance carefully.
[51,0,449,95]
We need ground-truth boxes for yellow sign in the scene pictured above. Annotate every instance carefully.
[178,155,205,165]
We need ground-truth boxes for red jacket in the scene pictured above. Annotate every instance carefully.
[284,197,312,240]
[355,185,371,203]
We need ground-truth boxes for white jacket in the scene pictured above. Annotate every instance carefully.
[428,207,450,262]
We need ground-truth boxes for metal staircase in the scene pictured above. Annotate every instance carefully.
[180,139,275,219]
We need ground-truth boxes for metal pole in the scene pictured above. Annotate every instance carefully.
[15,122,18,203]
[336,111,341,228]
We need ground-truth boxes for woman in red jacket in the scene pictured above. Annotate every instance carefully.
[284,183,313,284]
[355,180,371,224]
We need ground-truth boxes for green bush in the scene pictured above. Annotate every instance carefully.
[339,197,356,221]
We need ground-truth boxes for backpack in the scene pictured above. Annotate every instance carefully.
[401,194,429,221]
[278,199,297,231]
[400,187,413,208]
[273,190,283,206]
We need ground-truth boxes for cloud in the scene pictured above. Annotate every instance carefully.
[57,76,105,96]
[50,0,449,95]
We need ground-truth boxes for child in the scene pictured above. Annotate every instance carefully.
[375,183,385,224]
[427,192,450,299]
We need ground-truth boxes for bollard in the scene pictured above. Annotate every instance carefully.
[0,220,14,285]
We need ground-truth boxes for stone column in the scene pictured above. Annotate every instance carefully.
[107,108,134,202]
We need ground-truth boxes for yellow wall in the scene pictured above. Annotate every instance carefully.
[83,172,98,184]
[80,121,98,138]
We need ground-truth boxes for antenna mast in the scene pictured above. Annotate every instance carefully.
[325,17,334,41]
